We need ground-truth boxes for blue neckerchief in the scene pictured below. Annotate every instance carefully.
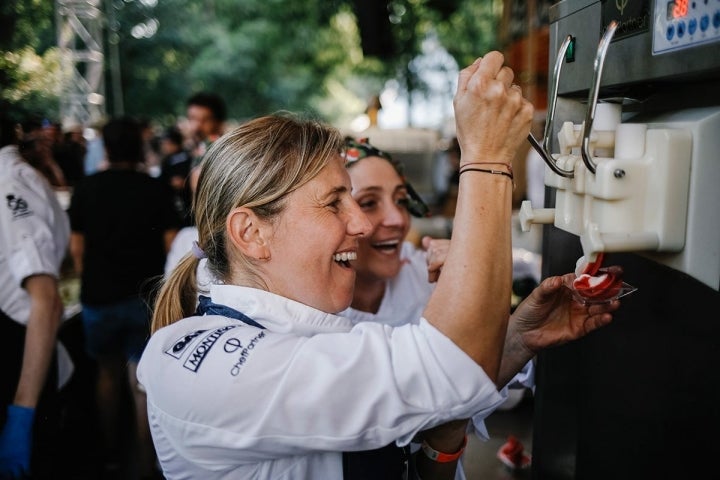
[195,295,265,330]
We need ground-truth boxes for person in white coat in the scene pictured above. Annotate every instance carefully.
[138,52,620,480]
[0,115,71,479]
[342,137,538,478]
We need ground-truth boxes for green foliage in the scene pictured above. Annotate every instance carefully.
[0,0,59,118]
[114,0,357,122]
[1,0,501,128]
[0,0,54,51]
[1,47,62,97]
[435,0,502,68]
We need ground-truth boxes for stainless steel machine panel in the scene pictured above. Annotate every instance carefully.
[549,0,720,95]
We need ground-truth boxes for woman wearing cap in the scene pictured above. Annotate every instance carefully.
[137,52,619,480]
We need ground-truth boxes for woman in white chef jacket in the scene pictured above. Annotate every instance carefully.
[138,52,620,480]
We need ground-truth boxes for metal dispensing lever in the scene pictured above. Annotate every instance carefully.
[581,20,619,174]
[526,34,575,179]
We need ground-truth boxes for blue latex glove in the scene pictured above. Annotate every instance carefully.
[0,405,35,479]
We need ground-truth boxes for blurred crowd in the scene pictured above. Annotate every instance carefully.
[0,91,228,480]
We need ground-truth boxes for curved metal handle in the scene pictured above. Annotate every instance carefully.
[527,133,573,178]
[543,34,573,156]
[581,20,619,174]
[527,34,575,179]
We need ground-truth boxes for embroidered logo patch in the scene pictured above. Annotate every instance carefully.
[165,329,207,359]
[5,194,32,219]
[183,325,237,372]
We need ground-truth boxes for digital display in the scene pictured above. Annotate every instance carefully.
[667,0,689,20]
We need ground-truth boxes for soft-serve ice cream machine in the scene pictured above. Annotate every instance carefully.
[526,1,720,479]
[520,14,720,291]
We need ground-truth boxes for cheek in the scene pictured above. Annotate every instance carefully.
[361,243,403,276]
[360,210,383,231]
[354,241,374,268]
[400,215,411,236]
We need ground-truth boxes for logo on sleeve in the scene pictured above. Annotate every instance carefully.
[183,325,237,372]
[165,329,207,359]
[5,194,32,219]
[229,331,266,376]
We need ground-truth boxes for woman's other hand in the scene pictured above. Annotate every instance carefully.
[510,269,622,354]
[422,236,450,283]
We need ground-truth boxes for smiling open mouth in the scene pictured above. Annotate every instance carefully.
[372,239,400,253]
[333,251,357,268]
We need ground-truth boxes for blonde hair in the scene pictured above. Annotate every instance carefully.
[152,113,344,333]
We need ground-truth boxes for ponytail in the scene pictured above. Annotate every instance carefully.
[151,253,200,333]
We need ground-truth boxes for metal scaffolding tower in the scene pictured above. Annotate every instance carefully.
[56,0,106,127]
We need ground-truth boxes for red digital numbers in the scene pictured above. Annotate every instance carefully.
[673,0,688,19]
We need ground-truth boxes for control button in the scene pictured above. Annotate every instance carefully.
[667,24,675,41]
[565,36,576,63]
[677,21,686,38]
[700,14,709,31]
[713,11,720,29]
[689,18,697,35]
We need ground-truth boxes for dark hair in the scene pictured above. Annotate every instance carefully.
[0,102,31,147]
[0,117,18,148]
[20,116,43,136]
[162,126,184,146]
[102,116,144,164]
[186,92,227,122]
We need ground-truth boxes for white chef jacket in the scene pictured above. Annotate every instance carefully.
[341,242,535,401]
[137,284,506,480]
[340,242,535,479]
[0,145,70,324]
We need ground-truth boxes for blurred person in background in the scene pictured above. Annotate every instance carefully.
[19,117,67,190]
[0,111,70,479]
[138,118,162,177]
[84,124,107,176]
[68,116,181,480]
[185,92,227,167]
[158,126,193,227]
[53,123,87,189]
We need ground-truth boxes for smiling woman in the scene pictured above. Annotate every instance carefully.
[343,139,429,316]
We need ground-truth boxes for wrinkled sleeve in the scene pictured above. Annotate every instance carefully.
[469,359,535,441]
[0,174,63,284]
[138,317,505,467]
